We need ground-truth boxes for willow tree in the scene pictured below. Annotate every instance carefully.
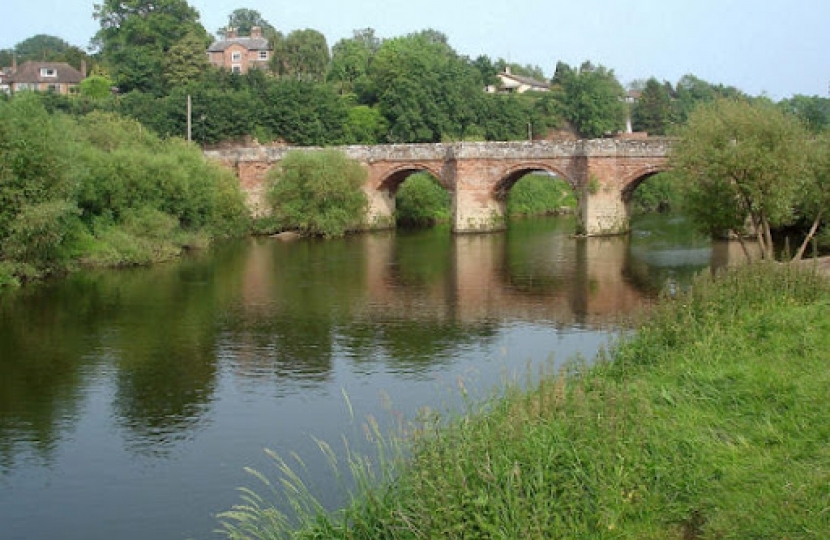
[672,98,809,261]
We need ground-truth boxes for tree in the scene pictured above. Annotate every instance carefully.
[274,29,330,82]
[267,150,368,237]
[671,98,810,261]
[79,75,114,99]
[14,34,71,61]
[369,30,482,142]
[328,29,380,95]
[780,94,830,134]
[217,8,276,37]
[632,78,674,135]
[163,31,210,88]
[556,62,626,138]
[92,0,208,94]
[793,134,830,259]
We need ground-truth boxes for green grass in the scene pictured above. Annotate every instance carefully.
[219,262,830,539]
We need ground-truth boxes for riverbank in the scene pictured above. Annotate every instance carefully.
[220,262,830,538]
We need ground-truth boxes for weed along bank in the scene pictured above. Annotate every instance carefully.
[218,263,830,539]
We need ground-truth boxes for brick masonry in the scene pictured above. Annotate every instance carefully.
[204,139,672,235]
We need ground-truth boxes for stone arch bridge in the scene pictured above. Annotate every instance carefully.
[205,139,672,235]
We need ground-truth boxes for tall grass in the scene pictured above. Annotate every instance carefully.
[219,263,830,539]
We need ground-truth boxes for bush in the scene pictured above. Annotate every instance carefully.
[630,171,682,214]
[507,173,576,217]
[395,172,451,227]
[268,150,368,238]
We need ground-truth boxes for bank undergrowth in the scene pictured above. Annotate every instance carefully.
[0,94,250,287]
[219,262,830,539]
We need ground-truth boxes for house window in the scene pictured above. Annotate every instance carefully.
[40,68,57,78]
[47,84,62,93]
[258,51,268,61]
[231,65,242,74]
[231,52,242,62]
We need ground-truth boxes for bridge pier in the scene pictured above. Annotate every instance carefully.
[205,139,671,237]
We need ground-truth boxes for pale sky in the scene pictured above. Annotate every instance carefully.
[3,0,828,100]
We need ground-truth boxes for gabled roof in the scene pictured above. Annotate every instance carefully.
[498,71,550,90]
[208,36,271,53]
[8,61,84,84]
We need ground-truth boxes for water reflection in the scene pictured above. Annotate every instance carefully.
[0,214,725,540]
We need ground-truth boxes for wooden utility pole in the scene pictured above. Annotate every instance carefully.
[187,95,192,142]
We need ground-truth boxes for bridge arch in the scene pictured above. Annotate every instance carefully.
[376,164,448,194]
[620,164,673,204]
[493,163,576,199]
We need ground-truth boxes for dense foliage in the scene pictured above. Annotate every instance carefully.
[506,173,576,217]
[671,98,816,260]
[267,150,368,237]
[0,94,249,286]
[394,172,451,227]
[629,172,682,214]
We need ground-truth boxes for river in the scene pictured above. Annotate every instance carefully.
[0,214,738,540]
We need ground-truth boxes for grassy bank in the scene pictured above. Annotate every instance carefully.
[220,262,830,539]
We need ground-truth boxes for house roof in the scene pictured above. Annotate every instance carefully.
[208,36,272,52]
[8,61,84,84]
[498,71,550,90]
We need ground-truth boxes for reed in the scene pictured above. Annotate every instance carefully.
[219,262,830,539]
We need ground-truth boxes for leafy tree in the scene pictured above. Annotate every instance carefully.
[671,98,809,260]
[267,150,368,237]
[780,94,830,134]
[343,104,387,144]
[370,30,483,142]
[79,75,114,99]
[630,172,681,214]
[793,134,830,259]
[92,0,208,94]
[14,34,71,61]
[274,29,330,82]
[551,61,574,87]
[471,55,499,87]
[557,62,626,138]
[632,78,674,135]
[329,29,380,95]
[163,31,211,88]
[217,8,276,37]
[673,74,744,125]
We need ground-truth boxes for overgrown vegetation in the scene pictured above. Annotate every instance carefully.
[629,172,682,214]
[506,173,576,218]
[672,98,825,261]
[0,94,249,286]
[267,149,368,238]
[394,172,450,227]
[219,263,830,539]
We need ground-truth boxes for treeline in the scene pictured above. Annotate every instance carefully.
[0,94,250,287]
[8,1,830,146]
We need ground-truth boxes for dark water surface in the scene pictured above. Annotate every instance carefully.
[0,215,731,539]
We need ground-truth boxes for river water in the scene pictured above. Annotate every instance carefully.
[0,214,735,540]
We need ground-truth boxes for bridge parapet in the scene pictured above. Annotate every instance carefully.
[206,138,674,235]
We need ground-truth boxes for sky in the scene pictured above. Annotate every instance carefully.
[3,0,828,100]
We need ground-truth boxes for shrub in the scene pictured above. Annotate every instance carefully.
[507,173,576,217]
[395,172,451,227]
[268,150,368,238]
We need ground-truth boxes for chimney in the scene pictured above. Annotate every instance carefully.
[81,60,87,78]
[250,26,262,39]
[505,65,511,75]
[226,27,237,39]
